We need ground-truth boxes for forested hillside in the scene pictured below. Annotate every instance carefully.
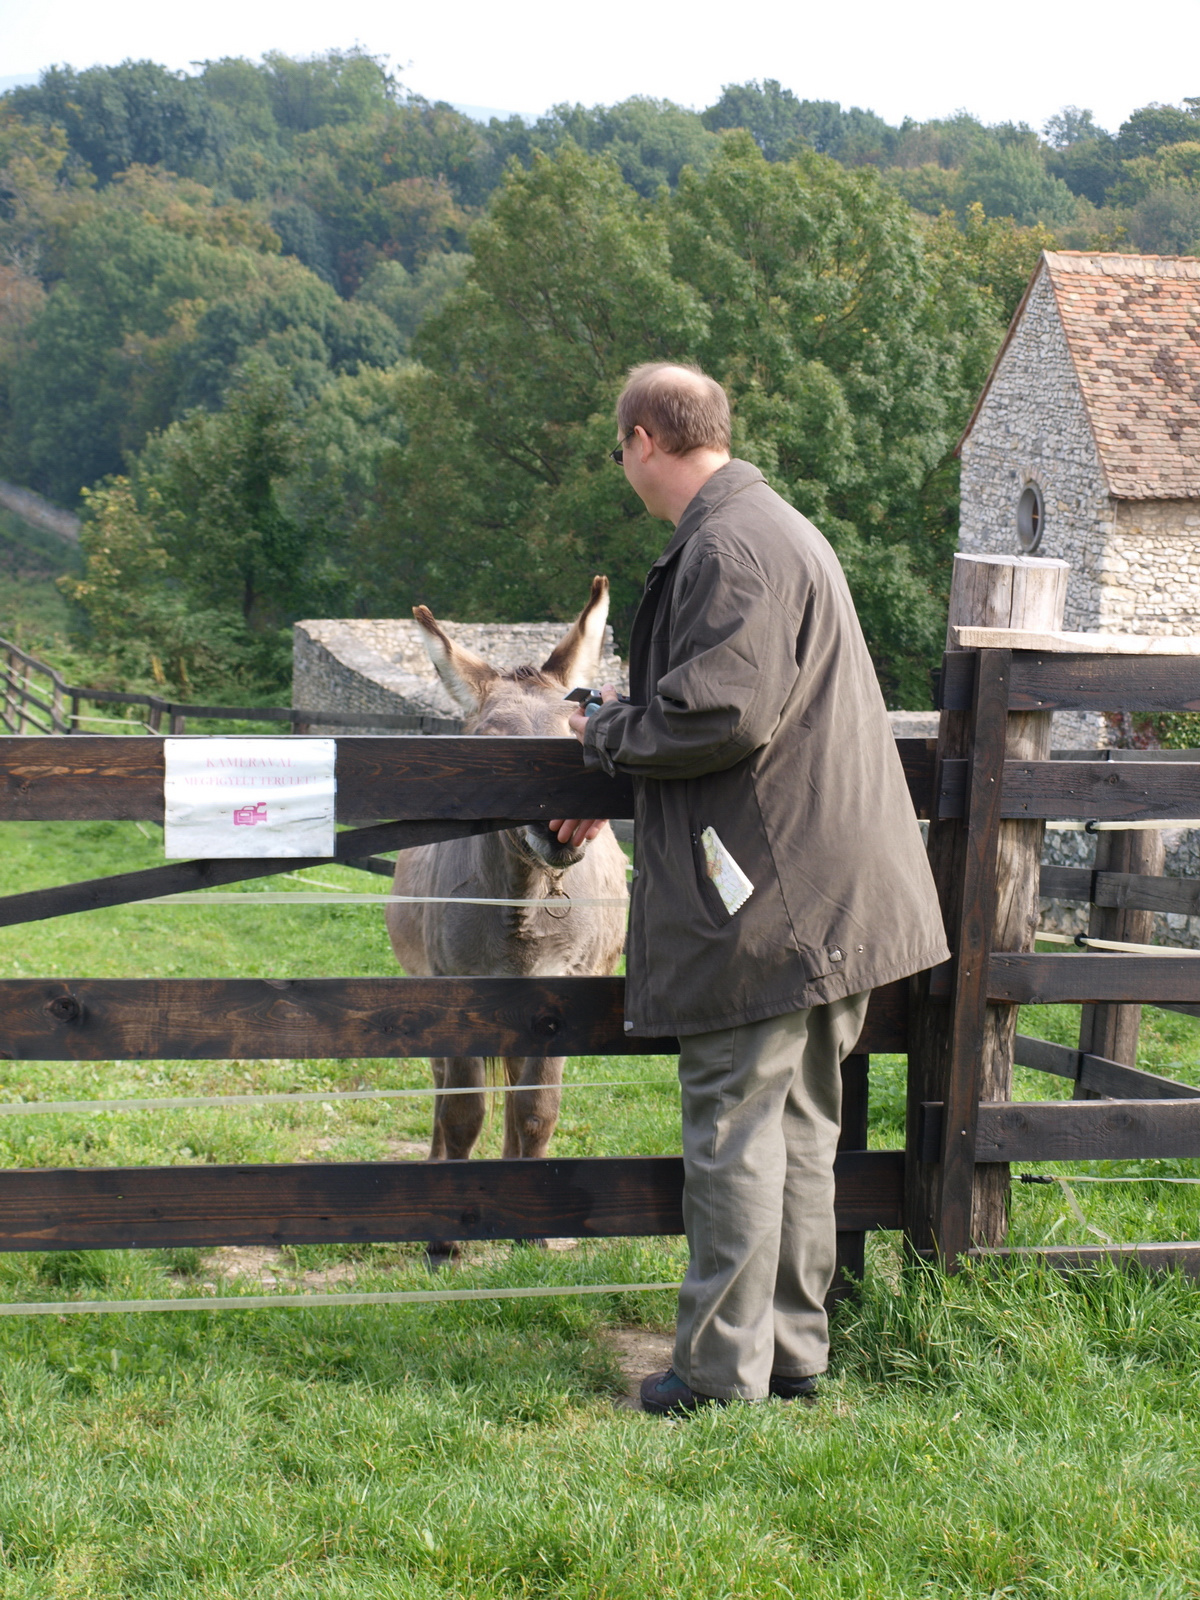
[2,52,1197,704]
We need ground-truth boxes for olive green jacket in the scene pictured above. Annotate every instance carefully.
[583,460,949,1037]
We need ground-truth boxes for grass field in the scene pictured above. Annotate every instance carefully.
[1,819,1200,1595]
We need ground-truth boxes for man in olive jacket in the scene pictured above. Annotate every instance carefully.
[552,364,948,1413]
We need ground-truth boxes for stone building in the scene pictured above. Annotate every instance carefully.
[957,251,1200,635]
[958,251,1200,945]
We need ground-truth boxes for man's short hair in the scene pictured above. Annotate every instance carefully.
[617,363,731,455]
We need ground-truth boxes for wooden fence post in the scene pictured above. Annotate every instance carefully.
[906,554,1068,1260]
[829,1051,869,1306]
[1076,827,1166,1092]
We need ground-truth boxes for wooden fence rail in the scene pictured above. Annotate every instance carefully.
[0,975,910,1062]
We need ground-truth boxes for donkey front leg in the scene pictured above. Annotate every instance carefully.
[428,1055,488,1161]
[501,1055,565,1160]
[426,1055,488,1270]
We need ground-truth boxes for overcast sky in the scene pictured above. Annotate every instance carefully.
[4,0,1199,134]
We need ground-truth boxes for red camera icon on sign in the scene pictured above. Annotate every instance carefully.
[233,802,268,826]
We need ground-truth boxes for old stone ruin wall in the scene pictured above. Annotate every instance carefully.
[292,617,629,733]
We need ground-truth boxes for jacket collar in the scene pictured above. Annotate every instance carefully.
[650,459,766,570]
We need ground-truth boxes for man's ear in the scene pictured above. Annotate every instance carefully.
[628,424,654,463]
[413,606,499,712]
[541,575,610,688]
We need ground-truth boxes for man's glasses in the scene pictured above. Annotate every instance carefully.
[609,431,635,465]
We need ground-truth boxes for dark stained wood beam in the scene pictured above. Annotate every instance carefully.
[935,648,1011,1264]
[0,1149,904,1251]
[0,736,636,824]
[986,954,1200,1007]
[1039,865,1200,919]
[0,736,937,826]
[938,759,1200,822]
[921,1097,1200,1162]
[940,652,1200,714]
[0,975,910,1061]
[1014,1032,1200,1099]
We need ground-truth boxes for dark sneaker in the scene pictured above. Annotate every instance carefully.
[639,1368,724,1415]
[769,1373,819,1402]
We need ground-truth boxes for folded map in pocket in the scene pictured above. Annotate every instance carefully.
[700,826,755,916]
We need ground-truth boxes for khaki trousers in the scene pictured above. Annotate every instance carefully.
[672,992,871,1401]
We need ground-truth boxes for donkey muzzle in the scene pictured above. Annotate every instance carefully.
[524,822,588,868]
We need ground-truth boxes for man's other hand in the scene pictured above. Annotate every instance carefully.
[554,686,620,848]
[547,817,607,849]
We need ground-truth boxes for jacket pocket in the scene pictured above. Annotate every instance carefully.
[690,822,756,925]
[698,826,755,915]
[689,825,724,926]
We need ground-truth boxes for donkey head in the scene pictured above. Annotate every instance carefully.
[412,576,612,868]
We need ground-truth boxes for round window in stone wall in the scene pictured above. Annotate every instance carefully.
[1017,483,1045,552]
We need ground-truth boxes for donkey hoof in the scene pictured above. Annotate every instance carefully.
[424,1240,461,1271]
[512,1237,549,1251]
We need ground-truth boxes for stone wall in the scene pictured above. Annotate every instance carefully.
[1104,500,1200,633]
[292,618,628,733]
[959,267,1116,635]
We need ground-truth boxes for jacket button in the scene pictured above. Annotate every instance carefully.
[830,948,844,962]
[624,1021,634,1032]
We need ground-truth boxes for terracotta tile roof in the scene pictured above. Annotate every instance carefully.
[959,252,1200,500]
[1046,252,1200,498]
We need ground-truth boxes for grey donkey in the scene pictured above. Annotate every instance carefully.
[385,577,628,1219]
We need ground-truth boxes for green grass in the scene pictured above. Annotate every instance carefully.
[2,817,1200,1596]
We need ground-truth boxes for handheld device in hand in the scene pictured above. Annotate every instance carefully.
[565,687,630,718]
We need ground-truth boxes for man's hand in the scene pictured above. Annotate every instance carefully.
[547,817,607,849]
[565,682,620,743]
[553,685,620,848]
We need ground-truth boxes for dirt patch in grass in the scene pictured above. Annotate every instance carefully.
[199,1236,588,1292]
[603,1325,674,1408]
[304,1137,429,1159]
[201,1245,360,1291]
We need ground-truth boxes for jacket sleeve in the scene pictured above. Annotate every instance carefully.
[583,550,802,782]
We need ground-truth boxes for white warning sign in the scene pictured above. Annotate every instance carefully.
[163,738,337,860]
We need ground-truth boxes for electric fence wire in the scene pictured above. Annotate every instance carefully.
[0,1281,684,1318]
[1047,819,1200,831]
[0,1077,673,1118]
[1036,929,1200,955]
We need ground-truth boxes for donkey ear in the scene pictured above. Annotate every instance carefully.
[541,575,611,688]
[413,606,499,713]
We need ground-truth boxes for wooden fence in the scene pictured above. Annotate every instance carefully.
[911,635,1200,1271]
[2,635,1200,1279]
[1,636,461,737]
